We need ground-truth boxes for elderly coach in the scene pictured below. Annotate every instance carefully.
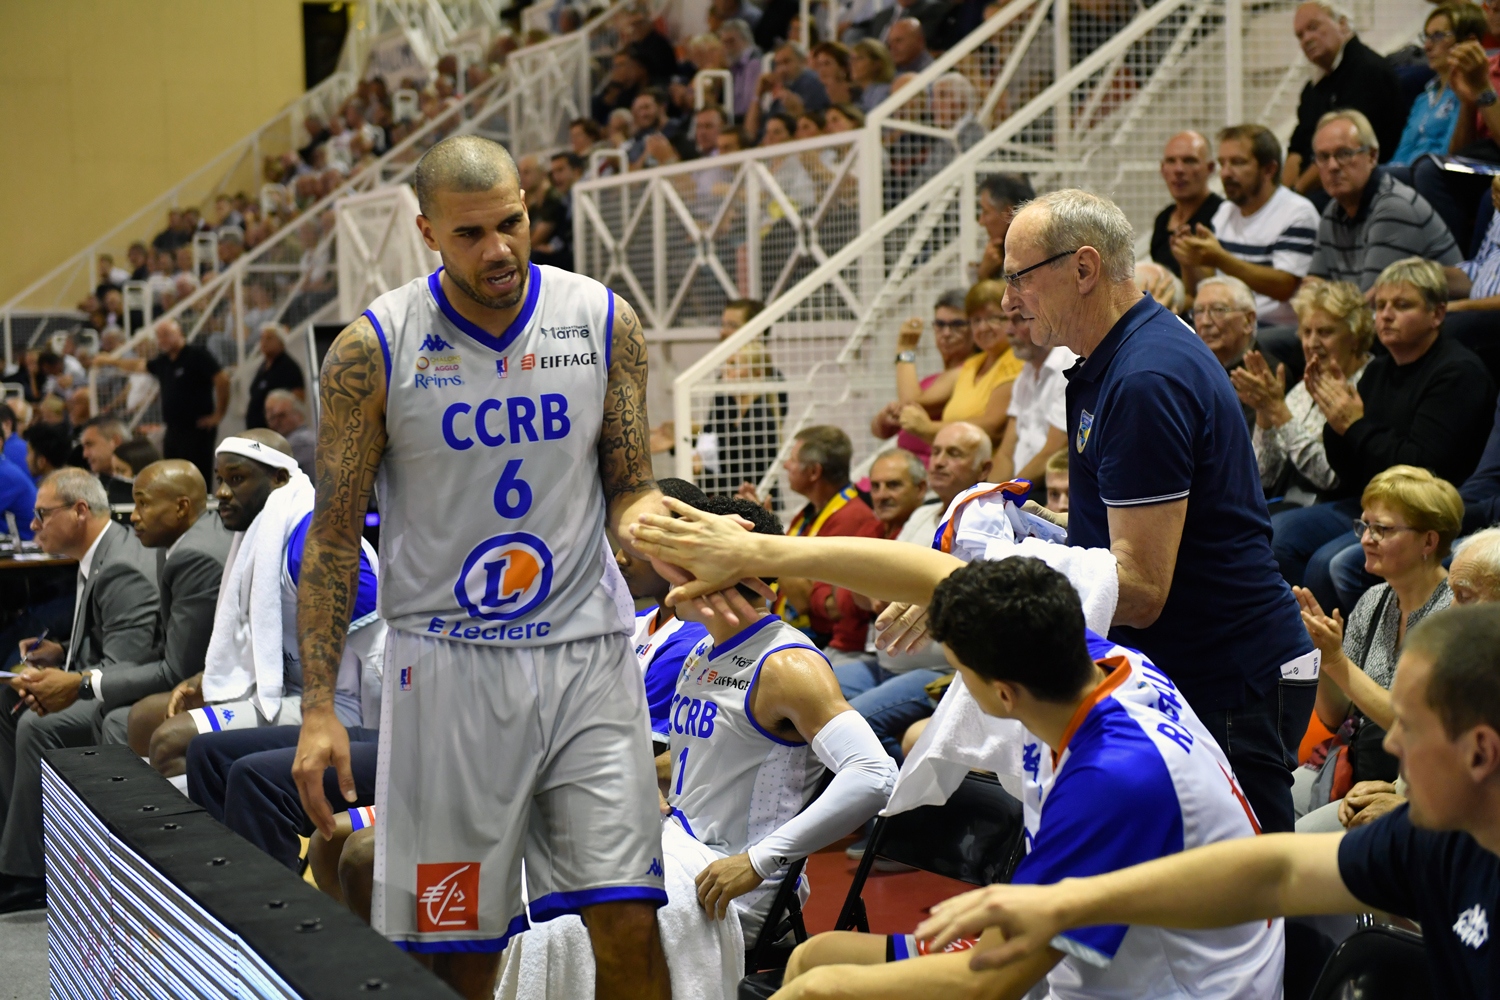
[1003,189,1316,834]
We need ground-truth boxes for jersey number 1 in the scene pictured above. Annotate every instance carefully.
[674,747,688,796]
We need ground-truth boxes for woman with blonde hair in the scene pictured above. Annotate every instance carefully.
[1292,464,1462,831]
[896,280,1023,445]
[851,39,896,112]
[1233,279,1373,508]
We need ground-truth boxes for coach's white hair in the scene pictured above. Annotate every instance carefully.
[873,447,928,485]
[1301,0,1353,27]
[1023,189,1137,284]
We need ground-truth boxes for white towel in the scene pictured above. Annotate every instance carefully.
[883,499,1120,818]
[495,820,745,1000]
[201,470,315,720]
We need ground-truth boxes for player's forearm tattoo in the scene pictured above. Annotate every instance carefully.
[297,317,387,711]
[599,298,657,509]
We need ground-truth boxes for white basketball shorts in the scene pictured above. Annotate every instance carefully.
[373,629,667,953]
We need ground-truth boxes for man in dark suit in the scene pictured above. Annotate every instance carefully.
[79,416,135,506]
[0,468,159,911]
[97,460,230,749]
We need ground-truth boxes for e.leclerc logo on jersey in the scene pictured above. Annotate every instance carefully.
[454,532,555,621]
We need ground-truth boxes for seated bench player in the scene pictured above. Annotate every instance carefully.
[627,506,1284,1000]
[143,431,382,779]
[491,497,897,1000]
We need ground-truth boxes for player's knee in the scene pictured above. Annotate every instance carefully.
[339,827,375,889]
[581,901,660,959]
[127,693,171,757]
[900,717,930,757]
[148,715,194,777]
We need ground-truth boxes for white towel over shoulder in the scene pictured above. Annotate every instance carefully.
[496,820,744,1000]
[201,470,315,720]
[883,487,1119,817]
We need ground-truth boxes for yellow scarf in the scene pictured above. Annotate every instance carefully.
[774,484,858,627]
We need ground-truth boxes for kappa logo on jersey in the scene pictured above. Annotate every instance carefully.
[221,708,235,722]
[455,532,555,621]
[415,862,479,932]
[1455,904,1489,949]
[1076,409,1094,453]
[646,857,664,878]
[399,666,412,691]
[419,334,453,352]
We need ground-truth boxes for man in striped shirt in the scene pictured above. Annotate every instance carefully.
[1305,109,1462,292]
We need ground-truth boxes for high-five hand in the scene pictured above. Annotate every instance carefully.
[630,498,762,601]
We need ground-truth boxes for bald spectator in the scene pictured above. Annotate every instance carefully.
[245,325,305,431]
[885,17,932,75]
[95,319,229,485]
[98,461,232,749]
[1284,1,1404,199]
[263,390,316,480]
[1450,527,1500,604]
[1150,131,1222,278]
[79,417,134,506]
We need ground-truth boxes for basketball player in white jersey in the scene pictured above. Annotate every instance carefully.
[662,497,896,940]
[291,134,692,1000]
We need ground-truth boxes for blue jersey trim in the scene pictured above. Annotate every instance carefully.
[426,264,542,354]
[528,886,669,923]
[669,808,697,840]
[391,913,530,954]
[712,613,781,658]
[202,708,222,732]
[362,310,391,393]
[743,642,824,747]
[286,511,379,621]
[605,289,616,370]
[892,935,913,961]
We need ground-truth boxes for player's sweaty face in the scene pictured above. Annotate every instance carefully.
[428,183,532,311]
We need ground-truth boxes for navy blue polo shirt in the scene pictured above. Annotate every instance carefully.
[1339,804,1497,1000]
[1064,295,1310,712]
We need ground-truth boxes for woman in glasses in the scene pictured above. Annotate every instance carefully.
[870,287,977,464]
[1291,464,1461,831]
[890,280,1023,448]
[1235,279,1372,509]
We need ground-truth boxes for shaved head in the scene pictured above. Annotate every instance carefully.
[413,135,520,218]
[132,459,208,546]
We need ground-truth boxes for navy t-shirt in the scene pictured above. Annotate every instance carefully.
[1339,804,1497,999]
[1064,295,1311,712]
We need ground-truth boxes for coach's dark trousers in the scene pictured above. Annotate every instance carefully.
[187,725,378,871]
[0,688,102,878]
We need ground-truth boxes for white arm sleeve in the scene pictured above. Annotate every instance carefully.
[747,709,897,879]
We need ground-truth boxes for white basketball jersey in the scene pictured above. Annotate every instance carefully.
[664,616,827,861]
[633,608,695,670]
[363,264,634,647]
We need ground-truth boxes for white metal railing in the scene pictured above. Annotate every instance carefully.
[575,132,864,330]
[667,0,1426,508]
[85,0,638,432]
[583,0,1422,348]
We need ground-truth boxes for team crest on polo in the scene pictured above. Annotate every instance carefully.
[1076,409,1094,453]
[455,532,555,621]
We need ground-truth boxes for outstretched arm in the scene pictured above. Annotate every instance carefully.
[600,296,664,543]
[630,499,964,605]
[915,832,1358,972]
[293,315,387,837]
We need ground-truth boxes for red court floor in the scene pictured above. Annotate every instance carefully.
[801,836,974,936]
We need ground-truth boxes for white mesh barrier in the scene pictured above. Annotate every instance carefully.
[659,0,1429,513]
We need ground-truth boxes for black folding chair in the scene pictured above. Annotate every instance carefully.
[1307,924,1432,1000]
[834,770,1026,933]
[742,772,836,975]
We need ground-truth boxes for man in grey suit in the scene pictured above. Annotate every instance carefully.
[0,469,159,912]
[99,460,231,750]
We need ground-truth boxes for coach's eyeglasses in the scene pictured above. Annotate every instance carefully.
[1353,519,1421,543]
[1003,249,1078,289]
[32,504,71,526]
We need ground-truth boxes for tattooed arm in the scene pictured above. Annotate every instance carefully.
[293,315,387,837]
[601,296,665,543]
